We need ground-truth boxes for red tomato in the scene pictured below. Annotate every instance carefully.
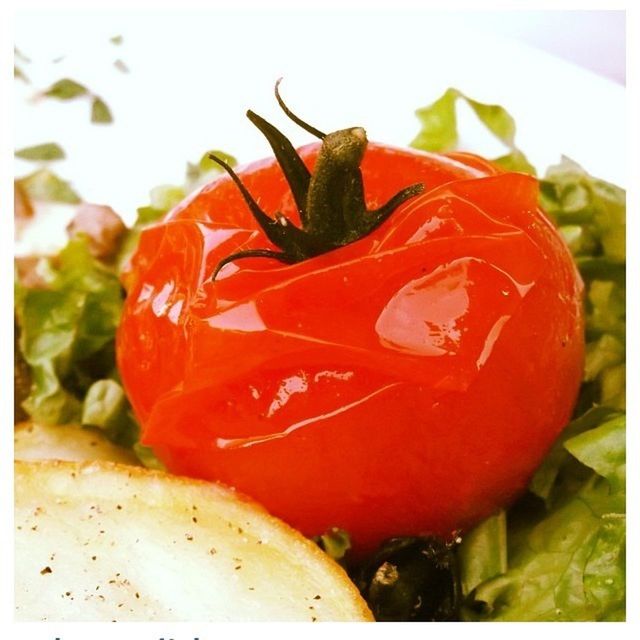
[117,135,584,555]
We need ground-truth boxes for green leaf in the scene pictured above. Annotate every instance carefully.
[91,97,113,124]
[584,334,624,383]
[410,88,459,152]
[149,185,185,211]
[15,142,66,162]
[133,443,166,470]
[44,78,88,100]
[110,35,123,45]
[186,149,237,189]
[17,168,81,204]
[565,416,625,492]
[411,88,533,173]
[529,407,619,503]
[493,150,536,176]
[459,511,507,596]
[82,379,126,428]
[14,65,29,83]
[199,149,237,173]
[315,528,352,562]
[541,157,626,263]
[134,206,167,226]
[16,238,124,426]
[464,97,516,147]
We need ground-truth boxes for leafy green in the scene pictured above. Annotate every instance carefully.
[458,511,507,595]
[40,78,114,124]
[410,88,458,152]
[540,157,626,263]
[14,65,29,83]
[14,236,152,457]
[15,142,65,162]
[44,78,88,100]
[91,97,113,124]
[529,406,619,504]
[314,528,352,562]
[110,35,123,45]
[463,416,625,621]
[411,88,534,175]
[185,149,237,190]
[81,379,140,446]
[16,238,123,424]
[17,168,80,204]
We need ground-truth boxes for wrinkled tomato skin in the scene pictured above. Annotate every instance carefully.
[117,143,584,555]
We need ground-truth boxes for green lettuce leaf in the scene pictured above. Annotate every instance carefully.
[458,511,507,596]
[464,416,625,621]
[16,237,123,425]
[410,88,535,175]
[15,236,158,459]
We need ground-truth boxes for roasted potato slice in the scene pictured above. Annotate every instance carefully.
[14,422,140,465]
[15,460,373,622]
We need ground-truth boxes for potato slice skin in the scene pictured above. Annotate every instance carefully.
[15,460,373,622]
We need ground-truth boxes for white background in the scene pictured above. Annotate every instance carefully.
[13,9,626,255]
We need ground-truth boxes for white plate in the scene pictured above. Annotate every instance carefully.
[15,10,625,251]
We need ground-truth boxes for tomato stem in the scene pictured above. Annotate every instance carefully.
[209,81,424,279]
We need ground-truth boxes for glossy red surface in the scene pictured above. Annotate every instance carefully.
[117,142,584,553]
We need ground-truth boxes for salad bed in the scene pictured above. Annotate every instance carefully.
[14,88,626,622]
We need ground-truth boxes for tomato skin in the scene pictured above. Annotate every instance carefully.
[117,143,584,554]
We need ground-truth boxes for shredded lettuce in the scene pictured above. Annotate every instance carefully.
[409,90,627,622]
[14,237,144,453]
[16,237,123,426]
[463,416,625,621]
[410,87,536,175]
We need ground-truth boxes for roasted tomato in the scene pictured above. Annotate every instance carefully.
[117,86,584,554]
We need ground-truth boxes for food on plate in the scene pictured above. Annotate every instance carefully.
[15,459,373,622]
[14,80,626,621]
[14,421,139,465]
[117,85,584,554]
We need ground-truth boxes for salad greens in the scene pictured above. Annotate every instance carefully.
[14,88,625,622]
[411,89,625,622]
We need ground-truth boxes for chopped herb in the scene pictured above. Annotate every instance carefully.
[91,97,113,124]
[14,65,29,83]
[44,78,88,100]
[16,168,80,204]
[15,143,66,162]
